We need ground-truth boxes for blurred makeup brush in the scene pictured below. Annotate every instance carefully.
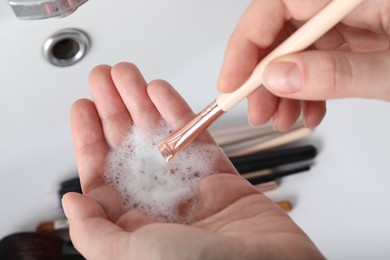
[158,0,364,161]
[255,181,278,193]
[276,201,293,212]
[36,219,69,233]
[225,127,312,157]
[230,145,317,174]
[59,177,82,197]
[245,165,311,185]
[59,145,316,199]
[58,177,82,209]
[210,119,304,147]
[0,232,84,260]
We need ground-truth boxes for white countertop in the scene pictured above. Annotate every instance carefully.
[1,0,389,258]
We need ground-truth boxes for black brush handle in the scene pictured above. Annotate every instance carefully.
[229,145,317,174]
[60,178,82,190]
[59,177,82,200]
[246,165,311,185]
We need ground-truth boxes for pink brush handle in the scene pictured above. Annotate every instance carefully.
[216,0,364,111]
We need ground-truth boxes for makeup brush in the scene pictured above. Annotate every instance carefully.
[158,0,364,161]
[245,165,311,185]
[225,127,312,157]
[255,181,278,193]
[0,232,84,260]
[36,219,69,233]
[58,177,82,209]
[59,145,316,195]
[59,177,82,197]
[210,119,304,147]
[276,201,293,213]
[230,145,317,174]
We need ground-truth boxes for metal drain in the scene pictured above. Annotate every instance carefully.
[43,28,90,67]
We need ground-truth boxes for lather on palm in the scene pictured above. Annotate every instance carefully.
[62,62,324,259]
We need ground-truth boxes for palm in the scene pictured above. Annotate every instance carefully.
[65,62,322,259]
[128,175,320,259]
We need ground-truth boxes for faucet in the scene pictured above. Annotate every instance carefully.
[9,0,88,20]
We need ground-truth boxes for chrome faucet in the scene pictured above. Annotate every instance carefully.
[9,0,88,20]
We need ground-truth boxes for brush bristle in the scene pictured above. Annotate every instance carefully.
[0,232,64,259]
[276,201,293,212]
[36,222,54,233]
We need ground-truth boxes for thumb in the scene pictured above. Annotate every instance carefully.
[262,50,390,101]
[62,193,129,259]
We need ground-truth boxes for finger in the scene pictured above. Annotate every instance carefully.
[263,50,390,101]
[71,99,107,190]
[89,65,132,148]
[217,0,340,93]
[62,193,131,260]
[272,98,302,132]
[247,87,278,126]
[314,26,345,50]
[70,99,123,220]
[302,101,327,129]
[336,24,390,52]
[115,210,154,232]
[282,0,330,20]
[147,79,194,130]
[111,62,161,131]
[147,79,215,145]
[217,0,286,92]
[148,80,237,174]
[147,79,221,139]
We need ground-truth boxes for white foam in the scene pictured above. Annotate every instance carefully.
[104,120,220,224]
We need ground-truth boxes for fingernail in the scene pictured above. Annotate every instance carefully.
[263,62,301,93]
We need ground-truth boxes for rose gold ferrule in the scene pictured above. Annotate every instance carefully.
[157,100,224,162]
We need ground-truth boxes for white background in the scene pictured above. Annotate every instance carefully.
[1,0,389,259]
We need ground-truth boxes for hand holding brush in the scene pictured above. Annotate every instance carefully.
[62,63,323,259]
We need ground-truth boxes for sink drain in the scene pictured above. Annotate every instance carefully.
[43,28,90,67]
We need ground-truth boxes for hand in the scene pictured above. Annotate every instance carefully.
[62,62,324,259]
[218,0,390,131]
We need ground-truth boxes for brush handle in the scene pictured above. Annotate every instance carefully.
[246,165,311,185]
[230,145,317,174]
[226,127,311,157]
[211,124,275,147]
[216,0,364,111]
[211,120,304,147]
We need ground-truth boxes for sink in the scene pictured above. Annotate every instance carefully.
[0,0,250,236]
[1,0,390,259]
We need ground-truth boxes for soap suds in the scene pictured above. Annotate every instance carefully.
[104,120,219,224]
